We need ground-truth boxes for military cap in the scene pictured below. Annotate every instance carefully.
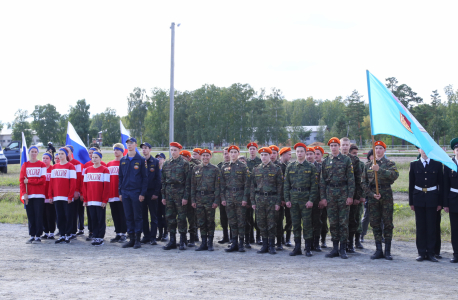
[228,145,240,152]
[306,147,315,152]
[258,147,272,154]
[140,142,152,149]
[155,153,166,159]
[247,142,259,149]
[314,146,324,154]
[451,138,458,150]
[126,137,137,144]
[193,148,202,153]
[327,137,340,146]
[279,147,291,156]
[170,142,182,149]
[199,149,212,155]
[374,141,386,149]
[269,145,279,152]
[180,150,191,158]
[294,142,307,150]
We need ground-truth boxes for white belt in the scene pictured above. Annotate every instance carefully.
[415,186,437,192]
[451,188,458,193]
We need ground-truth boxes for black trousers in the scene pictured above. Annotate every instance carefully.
[284,206,292,233]
[157,194,167,233]
[276,205,284,239]
[43,203,56,234]
[88,205,106,239]
[450,211,458,257]
[69,199,78,234]
[435,209,442,255]
[25,198,44,237]
[220,204,228,231]
[414,206,438,256]
[87,206,92,233]
[142,191,158,240]
[75,198,85,231]
[55,201,72,236]
[109,201,127,234]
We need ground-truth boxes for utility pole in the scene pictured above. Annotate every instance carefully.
[169,22,175,150]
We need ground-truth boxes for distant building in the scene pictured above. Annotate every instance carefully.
[249,125,328,145]
[0,128,40,148]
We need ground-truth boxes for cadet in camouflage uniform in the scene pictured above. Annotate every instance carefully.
[350,144,366,249]
[279,147,293,247]
[315,146,329,248]
[161,142,190,251]
[246,142,262,244]
[361,141,399,260]
[191,149,221,252]
[269,145,285,250]
[217,147,231,244]
[320,137,355,259]
[220,145,250,252]
[251,147,283,254]
[285,143,318,257]
[340,137,363,253]
[305,146,323,252]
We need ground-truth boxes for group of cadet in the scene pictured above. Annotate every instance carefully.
[18,135,458,263]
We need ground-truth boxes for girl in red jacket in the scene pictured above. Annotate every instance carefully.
[20,146,47,244]
[83,151,110,246]
[49,148,77,244]
[41,153,56,240]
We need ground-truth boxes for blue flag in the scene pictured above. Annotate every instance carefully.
[20,132,28,209]
[366,70,456,171]
[65,122,90,164]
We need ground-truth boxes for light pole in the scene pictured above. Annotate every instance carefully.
[169,22,180,153]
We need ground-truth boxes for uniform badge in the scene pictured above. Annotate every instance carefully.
[195,170,200,175]
[150,168,155,172]
[134,165,139,170]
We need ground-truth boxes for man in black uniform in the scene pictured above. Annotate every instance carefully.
[409,147,443,262]
[217,147,231,244]
[444,138,458,263]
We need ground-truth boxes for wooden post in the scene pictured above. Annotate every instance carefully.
[371,135,379,195]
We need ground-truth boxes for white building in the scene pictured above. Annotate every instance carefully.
[0,128,40,148]
[250,125,327,145]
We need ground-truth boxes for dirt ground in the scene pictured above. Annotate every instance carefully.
[1,223,457,300]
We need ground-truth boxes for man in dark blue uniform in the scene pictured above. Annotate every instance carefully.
[444,138,458,263]
[140,142,161,245]
[119,137,148,249]
[409,147,443,262]
[156,153,168,241]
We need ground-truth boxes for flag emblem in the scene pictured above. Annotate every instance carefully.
[400,113,413,133]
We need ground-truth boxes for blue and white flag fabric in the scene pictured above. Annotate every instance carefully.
[20,132,28,208]
[65,122,90,164]
[366,70,456,171]
[120,120,140,155]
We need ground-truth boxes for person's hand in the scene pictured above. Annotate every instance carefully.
[68,198,72,204]
[80,196,84,201]
[242,201,247,207]
[372,164,380,172]
[222,201,227,206]
[286,201,292,208]
[212,203,218,209]
[139,195,145,202]
[374,194,381,200]
[252,205,256,210]
[281,201,286,207]
[101,203,107,209]
[162,199,166,205]
[192,203,196,208]
[119,195,122,202]
[360,198,366,204]
[319,199,327,209]
[23,194,28,205]
[306,201,313,209]
[275,205,280,211]
[437,205,442,211]
[49,199,53,204]
[346,198,353,206]
[444,207,450,213]
[152,195,158,200]
[353,200,360,205]
[23,177,28,184]
[74,191,80,198]
[410,205,415,211]
[182,199,188,206]
[83,202,87,207]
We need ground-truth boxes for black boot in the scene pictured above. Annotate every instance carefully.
[371,241,384,259]
[325,241,339,258]
[140,235,150,244]
[195,235,208,251]
[289,238,302,256]
[276,235,283,250]
[134,232,142,249]
[257,238,268,254]
[179,233,187,250]
[225,238,239,252]
[347,233,356,253]
[157,227,163,241]
[321,233,327,248]
[163,233,176,250]
[305,239,313,257]
[122,233,135,248]
[285,231,292,247]
[218,228,229,244]
[256,232,262,245]
[245,233,252,249]
[188,233,196,247]
[238,237,245,252]
[161,230,169,242]
[269,238,277,255]
[384,239,393,260]
[195,230,200,242]
[313,235,322,252]
[250,227,255,244]
[450,255,458,263]
[355,233,364,249]
[340,242,348,259]
[207,235,214,251]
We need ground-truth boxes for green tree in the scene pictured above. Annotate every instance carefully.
[31,104,61,144]
[68,99,90,143]
[90,108,120,146]
[345,90,365,145]
[12,109,32,146]
[429,90,447,144]
[56,115,68,146]
[144,88,169,147]
[127,87,148,143]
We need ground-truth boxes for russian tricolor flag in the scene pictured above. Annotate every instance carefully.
[20,132,28,208]
[65,122,90,164]
[120,120,139,155]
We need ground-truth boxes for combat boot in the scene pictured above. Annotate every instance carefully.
[218,228,229,244]
[195,235,208,251]
[325,241,339,258]
[225,238,239,252]
[188,233,196,247]
[313,236,322,252]
[179,233,187,250]
[289,238,302,256]
[355,233,364,249]
[285,231,292,247]
[347,233,356,253]
[256,231,262,245]
[238,237,245,252]
[321,233,327,248]
[140,235,150,244]
[195,230,200,242]
[370,241,384,259]
[340,242,348,259]
[157,227,163,241]
[163,234,177,250]
[245,233,252,249]
[161,230,169,242]
[268,238,277,255]
[134,232,142,249]
[257,238,268,254]
[122,234,135,248]
[384,239,393,260]
[276,235,283,250]
[250,227,255,244]
[305,239,313,257]
[207,235,214,251]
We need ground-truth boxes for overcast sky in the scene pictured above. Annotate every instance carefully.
[1,1,457,124]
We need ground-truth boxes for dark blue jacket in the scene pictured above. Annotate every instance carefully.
[119,152,148,196]
[144,155,161,196]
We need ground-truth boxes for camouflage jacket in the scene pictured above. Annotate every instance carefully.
[246,156,262,172]
[346,153,363,200]
[361,157,399,198]
[250,161,283,205]
[186,158,202,201]
[272,160,284,202]
[320,153,355,199]
[217,160,230,170]
[161,155,190,200]
[220,160,250,204]
[284,160,318,204]
[314,161,322,201]
[190,163,221,205]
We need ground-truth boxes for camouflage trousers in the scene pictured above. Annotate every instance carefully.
[291,199,313,240]
[368,189,394,242]
[321,207,328,235]
[226,196,246,238]
[356,202,364,234]
[196,195,216,237]
[186,199,197,235]
[348,202,363,235]
[327,187,350,242]
[312,200,323,237]
[255,195,278,239]
[165,188,188,235]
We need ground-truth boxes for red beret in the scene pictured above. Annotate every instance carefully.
[193,148,202,153]
[228,145,240,152]
[327,137,340,146]
[374,141,387,149]
[306,147,315,152]
[179,150,191,158]
[294,143,307,150]
[269,145,279,152]
[279,147,291,156]
[247,142,258,149]
[170,142,183,150]
[258,147,272,154]
[199,149,212,155]
[314,146,324,154]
